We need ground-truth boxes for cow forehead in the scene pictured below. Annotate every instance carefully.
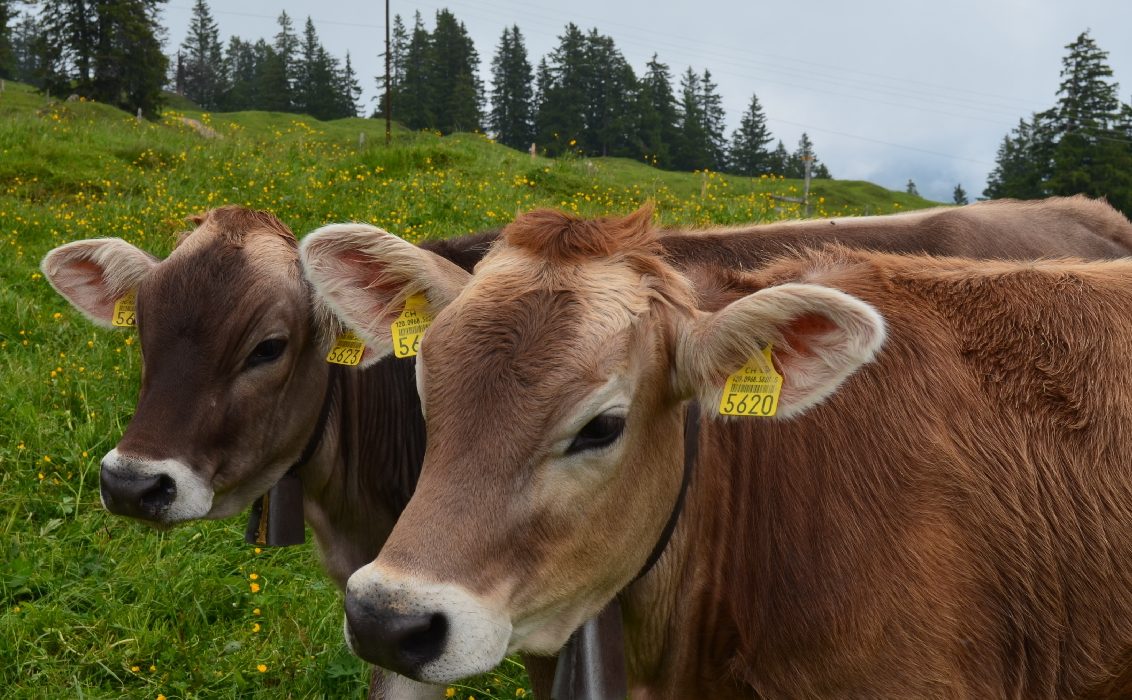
[421,250,648,428]
[139,226,305,345]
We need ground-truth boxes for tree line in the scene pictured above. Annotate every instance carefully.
[984,30,1132,215]
[2,0,168,117]
[2,0,362,119]
[384,11,832,178]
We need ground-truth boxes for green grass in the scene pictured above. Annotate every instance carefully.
[0,79,938,699]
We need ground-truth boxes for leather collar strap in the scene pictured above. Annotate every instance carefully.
[633,401,700,583]
[244,365,341,546]
[550,402,701,700]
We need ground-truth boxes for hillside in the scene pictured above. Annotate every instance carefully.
[0,80,937,699]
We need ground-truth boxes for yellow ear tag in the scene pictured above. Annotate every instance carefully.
[326,331,366,366]
[112,289,137,328]
[719,344,783,417]
[390,293,433,359]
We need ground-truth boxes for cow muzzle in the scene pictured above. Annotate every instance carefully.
[343,564,511,683]
[99,448,213,524]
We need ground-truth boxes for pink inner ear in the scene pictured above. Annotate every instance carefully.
[780,312,837,358]
[55,259,116,321]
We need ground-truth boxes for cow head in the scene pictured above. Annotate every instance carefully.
[300,206,885,682]
[41,206,330,526]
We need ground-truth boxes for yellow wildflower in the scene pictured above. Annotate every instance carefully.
[256,664,267,673]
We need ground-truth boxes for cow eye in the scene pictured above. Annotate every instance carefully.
[566,413,626,455]
[246,338,287,368]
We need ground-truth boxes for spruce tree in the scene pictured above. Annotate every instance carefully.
[535,23,587,154]
[377,13,408,120]
[637,54,680,168]
[1044,31,1129,208]
[10,11,51,86]
[336,52,362,118]
[905,179,919,196]
[489,25,534,150]
[674,67,709,170]
[37,0,167,116]
[953,184,969,205]
[429,9,482,133]
[179,0,227,110]
[700,69,727,169]
[729,93,775,175]
[769,139,790,175]
[39,0,95,87]
[785,133,830,179]
[262,10,298,111]
[398,11,434,130]
[983,115,1052,199]
[222,37,259,111]
[581,30,637,157]
[0,0,15,79]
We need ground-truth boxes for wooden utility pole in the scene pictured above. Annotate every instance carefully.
[384,0,391,145]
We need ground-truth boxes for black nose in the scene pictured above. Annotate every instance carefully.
[100,467,177,520]
[344,594,448,677]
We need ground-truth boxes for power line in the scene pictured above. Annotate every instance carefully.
[768,117,996,166]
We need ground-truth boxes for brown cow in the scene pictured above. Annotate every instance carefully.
[42,197,1132,698]
[302,206,1132,698]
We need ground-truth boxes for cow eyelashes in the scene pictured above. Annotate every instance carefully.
[246,338,287,368]
[565,413,626,455]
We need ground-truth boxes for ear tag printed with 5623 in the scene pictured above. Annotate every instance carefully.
[391,293,433,358]
[326,331,365,366]
[719,344,783,417]
[112,289,137,328]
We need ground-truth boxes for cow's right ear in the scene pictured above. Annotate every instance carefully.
[299,224,471,365]
[40,238,157,328]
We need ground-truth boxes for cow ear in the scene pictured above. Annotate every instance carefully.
[673,283,885,418]
[299,223,471,366]
[40,238,157,328]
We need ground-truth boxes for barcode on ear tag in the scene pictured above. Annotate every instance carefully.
[391,293,433,358]
[326,331,366,366]
[719,344,782,417]
[112,289,137,327]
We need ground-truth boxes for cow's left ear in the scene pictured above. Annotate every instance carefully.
[673,283,885,418]
[299,223,471,366]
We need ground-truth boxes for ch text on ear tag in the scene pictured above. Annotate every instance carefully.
[719,344,783,417]
[391,293,433,359]
[326,331,366,366]
[112,289,137,327]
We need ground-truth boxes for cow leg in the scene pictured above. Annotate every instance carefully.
[522,654,558,700]
[367,667,447,700]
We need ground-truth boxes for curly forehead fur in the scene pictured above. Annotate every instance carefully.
[491,204,696,313]
[176,205,298,250]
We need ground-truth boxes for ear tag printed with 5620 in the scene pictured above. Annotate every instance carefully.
[112,289,137,327]
[719,344,783,417]
[391,293,433,358]
[326,331,366,366]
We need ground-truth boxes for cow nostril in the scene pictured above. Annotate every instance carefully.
[344,597,449,676]
[400,612,448,666]
[139,474,177,513]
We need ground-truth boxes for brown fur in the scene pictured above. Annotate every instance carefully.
[373,209,1132,699]
[77,198,1132,699]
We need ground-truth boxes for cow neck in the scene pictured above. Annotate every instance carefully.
[244,363,341,547]
[633,401,700,584]
[551,402,701,700]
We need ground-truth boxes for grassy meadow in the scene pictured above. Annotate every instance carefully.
[0,80,935,699]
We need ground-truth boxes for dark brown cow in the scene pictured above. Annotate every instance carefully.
[303,206,1132,698]
[42,198,1132,698]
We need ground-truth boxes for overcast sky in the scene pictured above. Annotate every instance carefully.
[161,1,1132,203]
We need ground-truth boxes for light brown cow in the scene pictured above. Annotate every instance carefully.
[302,206,1132,698]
